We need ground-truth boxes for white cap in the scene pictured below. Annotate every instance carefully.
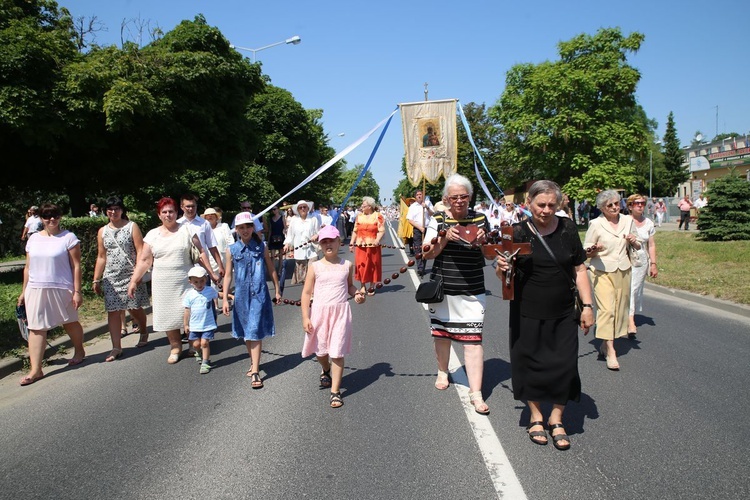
[233,212,255,227]
[188,267,207,278]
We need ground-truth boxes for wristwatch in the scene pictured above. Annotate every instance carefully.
[582,304,593,308]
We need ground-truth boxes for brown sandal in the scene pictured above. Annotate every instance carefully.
[135,332,149,348]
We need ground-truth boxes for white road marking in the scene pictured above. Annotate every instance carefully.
[385,220,527,499]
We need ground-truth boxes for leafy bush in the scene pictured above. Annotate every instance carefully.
[697,172,750,241]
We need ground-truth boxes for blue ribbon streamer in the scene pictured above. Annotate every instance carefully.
[333,106,398,224]
[457,101,504,200]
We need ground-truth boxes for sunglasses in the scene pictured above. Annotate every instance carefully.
[448,194,471,202]
[41,215,60,220]
[605,202,620,208]
[631,201,646,206]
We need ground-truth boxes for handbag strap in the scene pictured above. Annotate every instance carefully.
[526,220,577,292]
[106,222,135,268]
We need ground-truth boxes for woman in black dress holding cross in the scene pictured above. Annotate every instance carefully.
[495,180,594,450]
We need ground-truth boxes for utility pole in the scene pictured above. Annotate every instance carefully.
[715,105,719,138]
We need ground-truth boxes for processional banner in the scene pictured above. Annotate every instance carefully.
[400,99,457,186]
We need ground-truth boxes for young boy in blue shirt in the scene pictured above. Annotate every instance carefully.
[183,267,219,374]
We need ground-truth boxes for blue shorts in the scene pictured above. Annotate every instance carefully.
[188,330,215,341]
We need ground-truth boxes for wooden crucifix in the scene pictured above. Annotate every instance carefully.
[481,225,531,300]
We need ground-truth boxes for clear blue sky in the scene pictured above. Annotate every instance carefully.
[64,0,749,202]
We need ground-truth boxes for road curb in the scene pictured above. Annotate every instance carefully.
[644,282,750,319]
[0,308,151,381]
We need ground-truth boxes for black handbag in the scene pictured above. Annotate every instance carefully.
[415,274,444,303]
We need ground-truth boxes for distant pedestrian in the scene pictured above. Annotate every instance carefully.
[655,199,667,227]
[21,206,41,241]
[677,195,693,230]
[183,267,218,374]
[222,212,281,389]
[301,225,366,408]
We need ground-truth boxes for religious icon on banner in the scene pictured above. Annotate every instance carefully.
[421,120,441,147]
[400,99,457,186]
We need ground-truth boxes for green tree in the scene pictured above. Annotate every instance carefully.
[456,102,505,199]
[330,164,380,208]
[247,86,343,206]
[53,15,264,214]
[491,27,649,202]
[661,111,688,196]
[0,0,78,172]
[697,170,750,241]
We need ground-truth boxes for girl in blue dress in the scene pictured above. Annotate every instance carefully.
[222,212,281,389]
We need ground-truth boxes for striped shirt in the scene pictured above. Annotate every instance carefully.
[425,210,488,296]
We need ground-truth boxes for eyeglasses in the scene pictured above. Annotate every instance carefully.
[41,215,59,220]
[605,202,620,208]
[448,194,471,202]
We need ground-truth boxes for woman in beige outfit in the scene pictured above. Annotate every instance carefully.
[583,190,641,371]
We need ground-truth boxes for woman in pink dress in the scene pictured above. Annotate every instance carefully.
[301,225,366,408]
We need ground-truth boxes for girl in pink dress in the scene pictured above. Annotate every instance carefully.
[301,225,365,408]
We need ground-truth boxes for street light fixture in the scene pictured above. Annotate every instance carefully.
[649,140,662,200]
[230,35,301,63]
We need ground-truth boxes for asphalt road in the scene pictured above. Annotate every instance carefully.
[1,223,748,500]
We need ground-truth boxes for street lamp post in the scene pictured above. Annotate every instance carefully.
[649,140,662,200]
[230,35,301,63]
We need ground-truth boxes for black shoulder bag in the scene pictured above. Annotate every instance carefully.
[526,221,584,318]
[415,230,444,303]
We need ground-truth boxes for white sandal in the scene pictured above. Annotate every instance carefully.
[167,352,181,364]
[435,370,450,390]
[468,391,490,415]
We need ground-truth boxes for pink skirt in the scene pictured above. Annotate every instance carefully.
[24,287,79,331]
[302,302,352,359]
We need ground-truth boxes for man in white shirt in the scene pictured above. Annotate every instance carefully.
[178,194,224,284]
[694,193,708,214]
[318,205,333,227]
[406,189,434,276]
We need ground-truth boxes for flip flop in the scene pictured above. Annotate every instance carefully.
[20,374,44,386]
[67,357,85,366]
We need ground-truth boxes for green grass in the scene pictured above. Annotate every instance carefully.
[1,268,105,358]
[578,230,750,305]
[649,231,750,304]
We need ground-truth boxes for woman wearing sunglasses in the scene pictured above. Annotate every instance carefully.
[17,203,86,385]
[583,190,641,371]
[626,194,658,339]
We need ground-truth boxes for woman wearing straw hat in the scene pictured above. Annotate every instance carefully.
[283,200,320,285]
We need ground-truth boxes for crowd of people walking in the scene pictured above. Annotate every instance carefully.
[17,183,662,426]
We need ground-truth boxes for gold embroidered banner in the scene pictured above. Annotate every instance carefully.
[400,99,457,186]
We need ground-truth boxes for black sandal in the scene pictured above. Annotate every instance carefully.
[330,391,343,408]
[548,422,570,450]
[249,372,264,389]
[526,421,548,446]
[319,370,332,388]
